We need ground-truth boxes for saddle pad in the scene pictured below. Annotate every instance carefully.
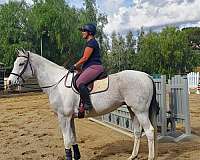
[89,77,109,94]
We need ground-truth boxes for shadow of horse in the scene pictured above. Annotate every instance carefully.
[89,140,148,160]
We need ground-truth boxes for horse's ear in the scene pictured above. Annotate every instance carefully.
[15,48,21,56]
[16,48,26,57]
[21,48,27,54]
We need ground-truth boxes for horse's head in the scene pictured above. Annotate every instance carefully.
[8,49,34,87]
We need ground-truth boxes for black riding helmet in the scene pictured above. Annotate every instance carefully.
[79,23,96,35]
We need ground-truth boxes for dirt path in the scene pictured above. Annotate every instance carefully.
[0,93,200,160]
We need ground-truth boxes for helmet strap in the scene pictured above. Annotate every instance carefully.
[85,32,91,39]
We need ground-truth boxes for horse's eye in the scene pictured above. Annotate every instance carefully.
[19,63,25,66]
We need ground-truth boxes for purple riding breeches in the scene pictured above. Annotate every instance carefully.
[76,65,104,88]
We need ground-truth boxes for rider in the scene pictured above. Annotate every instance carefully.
[69,23,104,111]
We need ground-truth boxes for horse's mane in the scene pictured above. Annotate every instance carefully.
[30,52,66,71]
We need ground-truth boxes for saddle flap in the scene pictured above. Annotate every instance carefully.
[65,73,73,87]
[89,76,109,94]
[66,71,109,94]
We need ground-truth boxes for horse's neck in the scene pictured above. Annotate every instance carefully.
[31,54,66,90]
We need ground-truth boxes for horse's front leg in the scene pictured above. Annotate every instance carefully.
[71,118,81,160]
[58,114,78,160]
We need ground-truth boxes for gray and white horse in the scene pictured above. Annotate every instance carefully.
[8,50,159,160]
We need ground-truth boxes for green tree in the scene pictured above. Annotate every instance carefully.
[83,0,97,23]
[183,27,200,50]
[107,31,136,73]
[107,32,118,73]
[125,31,136,69]
[0,1,30,66]
[137,27,195,75]
[136,32,161,73]
[0,0,108,68]
[183,27,200,67]
[136,27,145,53]
[27,0,84,65]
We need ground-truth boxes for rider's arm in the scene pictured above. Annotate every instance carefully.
[75,47,93,69]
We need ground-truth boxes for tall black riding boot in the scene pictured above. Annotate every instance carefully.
[79,84,93,111]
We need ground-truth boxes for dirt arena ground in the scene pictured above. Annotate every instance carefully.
[0,93,200,160]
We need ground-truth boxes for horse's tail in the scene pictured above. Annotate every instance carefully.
[148,76,159,159]
[149,77,160,121]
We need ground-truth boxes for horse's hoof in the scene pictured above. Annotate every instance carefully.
[65,148,72,160]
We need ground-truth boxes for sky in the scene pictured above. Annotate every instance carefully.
[68,0,200,35]
[1,0,200,35]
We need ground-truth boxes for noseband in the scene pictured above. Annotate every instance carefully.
[10,52,34,83]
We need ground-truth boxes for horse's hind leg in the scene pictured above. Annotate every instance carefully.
[127,107,142,160]
[136,111,156,160]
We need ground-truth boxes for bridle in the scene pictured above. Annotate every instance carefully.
[10,51,70,89]
[10,51,34,83]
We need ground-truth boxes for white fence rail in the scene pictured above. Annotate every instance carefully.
[187,72,199,91]
[167,75,191,140]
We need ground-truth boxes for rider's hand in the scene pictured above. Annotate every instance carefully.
[69,65,76,73]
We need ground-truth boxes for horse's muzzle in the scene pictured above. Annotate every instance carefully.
[7,78,21,89]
